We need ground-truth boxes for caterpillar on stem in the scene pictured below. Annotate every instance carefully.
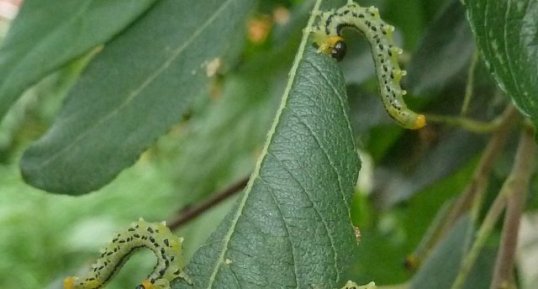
[63,219,189,289]
[312,0,426,129]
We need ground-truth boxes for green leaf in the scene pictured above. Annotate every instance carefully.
[407,0,475,94]
[20,0,254,194]
[384,0,424,50]
[409,216,495,289]
[0,0,158,121]
[171,53,289,201]
[465,0,538,124]
[174,26,360,289]
[381,130,485,205]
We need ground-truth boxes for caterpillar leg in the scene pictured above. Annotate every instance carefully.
[136,278,168,289]
[136,270,191,289]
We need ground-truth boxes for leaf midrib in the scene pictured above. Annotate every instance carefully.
[203,0,324,288]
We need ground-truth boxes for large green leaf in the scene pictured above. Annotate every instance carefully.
[465,0,538,124]
[0,0,158,120]
[20,0,254,194]
[174,29,360,289]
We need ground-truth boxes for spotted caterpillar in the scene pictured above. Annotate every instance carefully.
[312,0,426,129]
[64,219,189,289]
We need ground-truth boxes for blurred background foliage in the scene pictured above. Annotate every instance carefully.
[0,0,537,289]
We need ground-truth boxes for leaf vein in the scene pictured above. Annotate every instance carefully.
[259,175,300,289]
[268,150,340,283]
[303,59,353,209]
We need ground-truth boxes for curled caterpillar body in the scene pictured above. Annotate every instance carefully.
[64,219,188,289]
[312,0,426,130]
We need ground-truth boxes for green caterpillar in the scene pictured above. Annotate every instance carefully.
[64,219,188,289]
[312,0,426,130]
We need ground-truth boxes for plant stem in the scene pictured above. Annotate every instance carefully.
[410,106,517,266]
[490,127,536,289]
[450,185,506,289]
[460,50,479,116]
[450,124,535,289]
[444,106,517,228]
[168,176,249,230]
[425,110,508,134]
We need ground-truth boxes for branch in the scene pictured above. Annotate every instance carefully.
[460,50,479,116]
[168,176,249,230]
[490,127,536,289]
[444,106,518,229]
[426,104,516,133]
[450,126,536,289]
[408,106,518,266]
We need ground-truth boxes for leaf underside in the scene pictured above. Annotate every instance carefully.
[465,0,538,126]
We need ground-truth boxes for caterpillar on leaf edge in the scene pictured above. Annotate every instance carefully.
[312,0,426,129]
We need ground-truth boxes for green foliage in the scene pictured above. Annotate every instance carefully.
[407,0,475,94]
[409,217,496,289]
[0,0,159,119]
[19,0,254,194]
[0,0,537,289]
[175,44,359,289]
[465,0,538,128]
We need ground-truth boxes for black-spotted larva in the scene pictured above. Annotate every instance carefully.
[64,219,189,289]
[312,0,426,129]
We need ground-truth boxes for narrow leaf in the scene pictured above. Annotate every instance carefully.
[20,0,254,194]
[410,216,495,289]
[175,14,360,289]
[407,0,475,94]
[465,0,538,124]
[0,0,158,120]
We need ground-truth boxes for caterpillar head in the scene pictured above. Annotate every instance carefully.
[330,38,347,61]
[313,34,347,61]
